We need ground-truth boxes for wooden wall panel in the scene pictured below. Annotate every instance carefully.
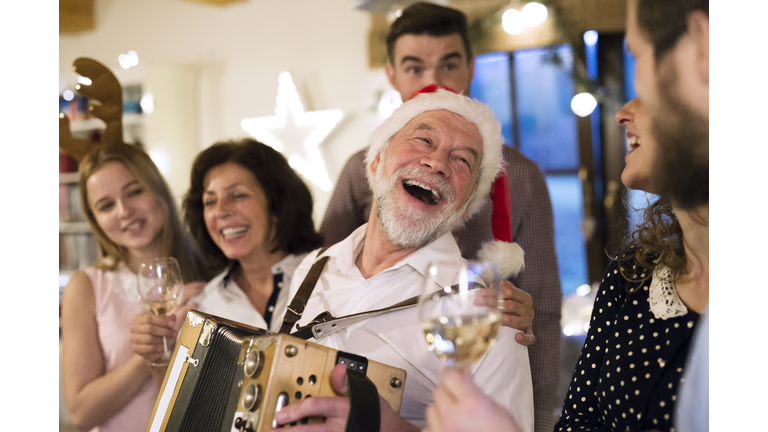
[60,0,94,34]
[366,0,628,66]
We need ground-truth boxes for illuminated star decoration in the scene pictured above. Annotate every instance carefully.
[241,72,342,192]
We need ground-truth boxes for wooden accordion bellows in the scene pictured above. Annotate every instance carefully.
[146,310,407,432]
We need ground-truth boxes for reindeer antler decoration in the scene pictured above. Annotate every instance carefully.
[59,58,124,161]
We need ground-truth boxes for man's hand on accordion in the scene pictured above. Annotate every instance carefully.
[270,363,419,432]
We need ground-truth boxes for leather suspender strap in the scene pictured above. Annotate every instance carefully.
[278,247,329,335]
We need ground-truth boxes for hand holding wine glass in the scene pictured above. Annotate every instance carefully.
[419,261,503,369]
[137,257,184,367]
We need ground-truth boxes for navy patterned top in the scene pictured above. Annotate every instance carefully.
[555,257,699,432]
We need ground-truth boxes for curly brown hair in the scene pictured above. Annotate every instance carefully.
[617,195,686,292]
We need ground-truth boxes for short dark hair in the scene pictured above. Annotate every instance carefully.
[183,138,323,272]
[386,2,473,65]
[636,0,709,61]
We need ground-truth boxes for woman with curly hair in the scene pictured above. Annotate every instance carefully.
[423,97,708,432]
[550,97,708,431]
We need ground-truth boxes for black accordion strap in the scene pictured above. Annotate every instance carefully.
[279,247,329,334]
[345,369,380,432]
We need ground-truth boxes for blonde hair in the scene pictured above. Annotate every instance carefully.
[78,143,210,282]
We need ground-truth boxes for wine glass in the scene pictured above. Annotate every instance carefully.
[137,257,184,367]
[419,260,502,369]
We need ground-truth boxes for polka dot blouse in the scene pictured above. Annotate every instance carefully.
[554,257,699,432]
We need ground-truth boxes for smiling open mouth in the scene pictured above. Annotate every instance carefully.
[403,179,441,205]
[222,227,248,239]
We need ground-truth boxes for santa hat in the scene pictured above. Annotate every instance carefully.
[367,84,524,278]
[477,169,525,279]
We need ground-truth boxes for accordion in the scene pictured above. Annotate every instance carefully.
[146,310,407,432]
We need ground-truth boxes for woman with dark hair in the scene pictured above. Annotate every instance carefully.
[131,139,323,372]
[183,138,323,328]
[62,143,210,432]
[422,97,708,432]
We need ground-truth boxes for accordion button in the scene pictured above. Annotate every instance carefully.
[243,383,262,411]
[245,350,264,378]
[285,345,299,357]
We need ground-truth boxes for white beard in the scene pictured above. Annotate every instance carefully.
[373,164,468,249]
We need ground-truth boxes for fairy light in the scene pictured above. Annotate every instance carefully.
[118,51,139,70]
[241,72,342,192]
[521,2,548,27]
[571,92,598,117]
[503,2,548,35]
[583,30,599,46]
[502,9,525,35]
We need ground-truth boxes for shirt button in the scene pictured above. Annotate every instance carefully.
[268,305,275,312]
[365,281,372,289]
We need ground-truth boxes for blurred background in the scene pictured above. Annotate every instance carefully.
[58,0,650,429]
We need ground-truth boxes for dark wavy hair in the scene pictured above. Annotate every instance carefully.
[617,195,685,291]
[183,138,323,273]
[386,2,473,65]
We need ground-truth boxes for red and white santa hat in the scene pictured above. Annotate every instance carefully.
[366,84,524,278]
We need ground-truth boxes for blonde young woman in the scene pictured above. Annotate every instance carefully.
[61,143,212,432]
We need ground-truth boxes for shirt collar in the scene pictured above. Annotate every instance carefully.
[330,223,463,287]
[272,253,305,276]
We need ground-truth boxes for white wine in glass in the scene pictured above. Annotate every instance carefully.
[419,261,502,369]
[137,257,184,367]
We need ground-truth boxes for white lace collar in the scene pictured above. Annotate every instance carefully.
[105,262,142,304]
[649,264,688,320]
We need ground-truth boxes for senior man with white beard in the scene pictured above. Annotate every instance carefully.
[272,84,534,432]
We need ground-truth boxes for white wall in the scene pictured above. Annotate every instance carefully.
[60,0,393,223]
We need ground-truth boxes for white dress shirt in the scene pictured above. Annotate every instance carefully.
[283,224,534,431]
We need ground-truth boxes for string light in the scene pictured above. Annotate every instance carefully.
[571,92,598,117]
[521,2,548,27]
[241,72,342,192]
[502,9,525,35]
[118,51,139,69]
[502,2,548,35]
[583,30,599,46]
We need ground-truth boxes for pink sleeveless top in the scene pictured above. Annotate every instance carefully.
[85,265,158,432]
